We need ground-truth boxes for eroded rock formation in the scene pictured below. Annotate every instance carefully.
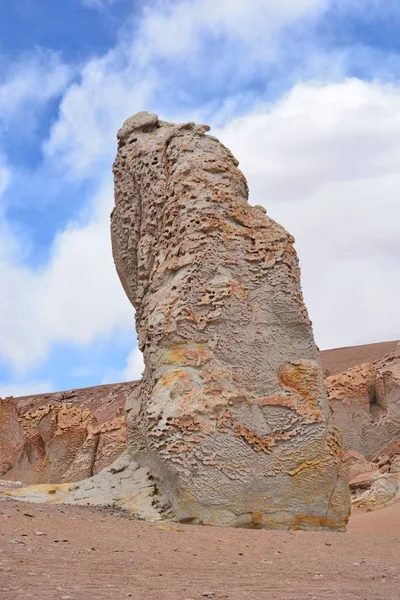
[0,383,132,484]
[327,349,400,459]
[110,111,350,530]
[326,349,400,510]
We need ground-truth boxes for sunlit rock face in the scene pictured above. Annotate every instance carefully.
[111,111,350,530]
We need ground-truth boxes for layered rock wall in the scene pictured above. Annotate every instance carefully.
[111,112,349,529]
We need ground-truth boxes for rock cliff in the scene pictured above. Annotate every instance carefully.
[0,382,132,484]
[110,111,349,529]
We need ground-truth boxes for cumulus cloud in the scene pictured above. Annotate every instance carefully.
[44,0,331,179]
[0,50,71,126]
[43,55,155,177]
[135,0,327,62]
[216,79,400,348]
[122,346,145,381]
[0,182,132,372]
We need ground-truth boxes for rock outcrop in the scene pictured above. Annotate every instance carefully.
[110,111,349,530]
[326,350,400,459]
[0,382,133,484]
[326,349,400,510]
[350,445,400,511]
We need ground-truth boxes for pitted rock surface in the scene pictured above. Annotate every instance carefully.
[110,111,350,530]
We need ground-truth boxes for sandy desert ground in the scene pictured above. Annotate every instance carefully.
[1,499,399,600]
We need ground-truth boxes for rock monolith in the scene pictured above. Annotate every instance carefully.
[111,111,350,529]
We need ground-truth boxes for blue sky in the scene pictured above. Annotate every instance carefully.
[0,0,399,397]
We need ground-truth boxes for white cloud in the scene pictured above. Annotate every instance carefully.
[0,50,71,125]
[216,79,400,348]
[0,182,132,372]
[43,53,155,177]
[122,346,145,381]
[135,0,326,62]
[44,0,330,179]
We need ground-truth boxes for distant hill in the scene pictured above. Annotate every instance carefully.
[320,340,399,376]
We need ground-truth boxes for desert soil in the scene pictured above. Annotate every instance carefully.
[1,500,399,600]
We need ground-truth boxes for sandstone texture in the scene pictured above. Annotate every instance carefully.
[2,339,398,520]
[0,382,133,485]
[110,111,349,530]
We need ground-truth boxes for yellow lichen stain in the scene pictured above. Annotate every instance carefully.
[161,369,191,388]
[0,482,72,504]
[287,460,323,476]
[326,425,346,462]
[290,514,345,531]
[251,509,264,526]
[279,362,319,401]
[163,344,212,367]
